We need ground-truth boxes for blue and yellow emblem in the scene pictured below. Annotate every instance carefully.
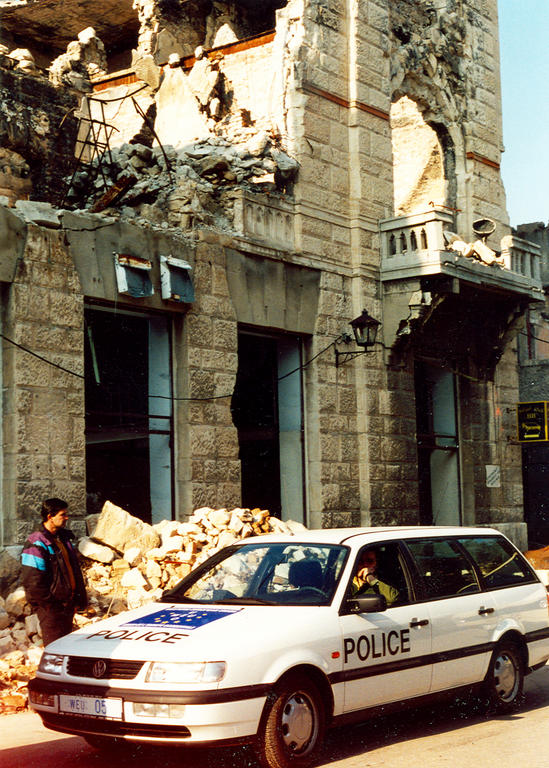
[123,607,240,630]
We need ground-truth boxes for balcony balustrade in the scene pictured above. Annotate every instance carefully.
[232,189,295,251]
[380,207,542,299]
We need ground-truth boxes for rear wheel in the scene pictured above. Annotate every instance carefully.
[482,640,524,712]
[256,674,325,768]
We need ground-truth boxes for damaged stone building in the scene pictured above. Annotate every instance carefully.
[0,0,543,549]
[513,220,549,546]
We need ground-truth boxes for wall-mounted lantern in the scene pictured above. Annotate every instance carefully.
[335,309,381,367]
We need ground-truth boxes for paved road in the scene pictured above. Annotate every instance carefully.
[3,666,549,768]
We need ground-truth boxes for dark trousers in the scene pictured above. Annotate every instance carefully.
[37,605,75,646]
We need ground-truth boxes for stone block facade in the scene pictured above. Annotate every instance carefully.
[0,0,538,549]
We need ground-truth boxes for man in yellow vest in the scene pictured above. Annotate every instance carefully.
[352,548,399,606]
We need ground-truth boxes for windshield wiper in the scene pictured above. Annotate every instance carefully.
[159,594,199,604]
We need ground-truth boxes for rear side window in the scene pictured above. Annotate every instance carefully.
[406,538,480,599]
[459,536,536,589]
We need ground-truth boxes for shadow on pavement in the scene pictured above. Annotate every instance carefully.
[320,667,549,765]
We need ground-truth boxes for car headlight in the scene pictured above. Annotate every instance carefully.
[146,661,226,684]
[39,653,65,675]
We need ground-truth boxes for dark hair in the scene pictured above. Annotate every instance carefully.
[40,498,68,522]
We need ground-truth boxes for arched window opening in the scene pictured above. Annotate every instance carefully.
[390,95,454,217]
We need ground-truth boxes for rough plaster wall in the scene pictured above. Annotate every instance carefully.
[78,85,156,153]
[214,41,280,138]
[3,225,86,545]
[390,95,445,215]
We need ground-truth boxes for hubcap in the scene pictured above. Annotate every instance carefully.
[280,691,316,753]
[494,651,519,702]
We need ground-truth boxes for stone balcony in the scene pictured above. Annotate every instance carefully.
[380,207,543,301]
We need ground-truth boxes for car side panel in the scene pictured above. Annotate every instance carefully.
[338,604,432,711]
[428,592,497,692]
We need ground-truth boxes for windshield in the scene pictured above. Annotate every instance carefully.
[163,542,349,606]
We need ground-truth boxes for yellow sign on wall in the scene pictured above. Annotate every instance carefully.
[517,401,548,442]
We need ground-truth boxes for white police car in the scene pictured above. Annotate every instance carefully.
[29,526,549,768]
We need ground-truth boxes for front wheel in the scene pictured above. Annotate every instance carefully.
[256,674,325,768]
[482,640,524,712]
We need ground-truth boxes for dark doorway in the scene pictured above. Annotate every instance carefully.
[415,361,461,526]
[232,334,282,517]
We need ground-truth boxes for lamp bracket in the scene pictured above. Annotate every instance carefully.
[335,348,372,367]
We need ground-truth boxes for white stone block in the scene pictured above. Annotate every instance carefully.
[0,607,10,630]
[79,537,116,564]
[5,587,27,617]
[90,501,160,555]
[121,568,148,589]
[124,547,143,567]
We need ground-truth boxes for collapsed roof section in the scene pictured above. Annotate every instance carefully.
[0,0,289,70]
[0,0,138,67]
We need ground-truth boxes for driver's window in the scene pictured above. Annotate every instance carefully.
[350,544,409,607]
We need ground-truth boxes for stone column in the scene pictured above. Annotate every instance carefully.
[2,224,86,545]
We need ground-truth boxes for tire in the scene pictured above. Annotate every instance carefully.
[482,640,524,712]
[256,674,325,768]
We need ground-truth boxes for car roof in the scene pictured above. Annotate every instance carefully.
[242,525,502,547]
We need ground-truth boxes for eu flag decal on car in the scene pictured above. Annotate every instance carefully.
[123,607,241,630]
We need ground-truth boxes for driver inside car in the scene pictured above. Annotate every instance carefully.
[351,548,399,606]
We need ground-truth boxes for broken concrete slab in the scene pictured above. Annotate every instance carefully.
[14,200,61,228]
[89,500,161,555]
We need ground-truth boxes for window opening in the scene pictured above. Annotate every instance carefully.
[84,308,173,523]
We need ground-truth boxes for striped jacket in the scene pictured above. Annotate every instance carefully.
[21,525,87,611]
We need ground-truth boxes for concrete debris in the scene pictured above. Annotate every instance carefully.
[49,27,107,92]
[66,135,299,233]
[13,200,62,229]
[8,48,38,74]
[0,501,305,713]
[444,230,506,267]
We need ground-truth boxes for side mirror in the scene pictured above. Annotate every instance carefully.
[343,593,387,615]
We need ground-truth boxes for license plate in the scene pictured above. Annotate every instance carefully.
[59,694,123,720]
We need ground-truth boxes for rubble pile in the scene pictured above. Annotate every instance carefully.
[65,133,299,229]
[0,501,304,713]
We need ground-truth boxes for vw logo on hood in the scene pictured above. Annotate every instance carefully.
[92,659,107,679]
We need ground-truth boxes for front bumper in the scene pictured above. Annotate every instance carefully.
[29,676,268,744]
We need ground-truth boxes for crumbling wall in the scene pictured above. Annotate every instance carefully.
[388,0,508,237]
[0,61,79,205]
[133,0,285,65]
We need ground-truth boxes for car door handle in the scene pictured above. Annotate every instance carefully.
[409,618,429,628]
[478,606,494,615]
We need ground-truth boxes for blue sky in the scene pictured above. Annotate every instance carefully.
[499,1,549,227]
